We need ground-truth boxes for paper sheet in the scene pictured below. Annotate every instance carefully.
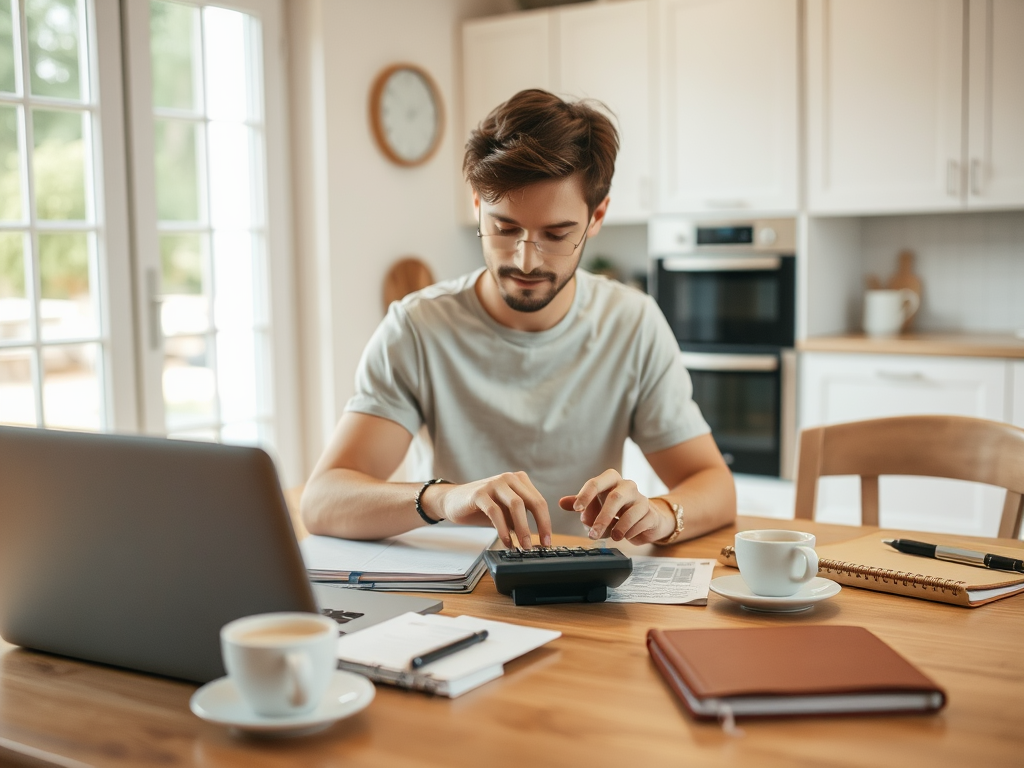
[606,556,715,605]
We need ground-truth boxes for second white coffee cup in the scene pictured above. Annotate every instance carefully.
[734,530,819,597]
[221,612,338,718]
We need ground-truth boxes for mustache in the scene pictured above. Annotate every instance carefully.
[497,267,557,282]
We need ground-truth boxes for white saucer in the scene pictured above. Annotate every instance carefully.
[710,575,841,613]
[190,670,375,737]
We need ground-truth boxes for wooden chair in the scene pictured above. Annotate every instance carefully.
[794,415,1024,538]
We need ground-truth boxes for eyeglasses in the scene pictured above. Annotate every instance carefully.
[476,207,590,259]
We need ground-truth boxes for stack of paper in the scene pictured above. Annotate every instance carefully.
[336,612,561,697]
[299,526,498,593]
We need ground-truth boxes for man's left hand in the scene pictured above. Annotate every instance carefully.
[559,469,674,544]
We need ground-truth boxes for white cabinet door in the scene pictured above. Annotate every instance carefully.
[806,0,964,214]
[799,352,1009,536]
[558,0,652,223]
[657,0,798,215]
[461,11,553,222]
[967,0,1024,209]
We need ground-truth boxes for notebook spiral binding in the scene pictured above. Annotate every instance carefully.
[718,546,966,596]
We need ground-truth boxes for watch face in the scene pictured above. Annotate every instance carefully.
[379,68,440,164]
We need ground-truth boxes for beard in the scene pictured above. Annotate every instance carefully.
[490,246,584,313]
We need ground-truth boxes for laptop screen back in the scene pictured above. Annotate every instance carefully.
[0,427,318,683]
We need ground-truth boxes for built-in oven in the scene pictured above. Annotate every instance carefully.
[648,218,798,478]
[649,218,796,350]
[682,350,796,479]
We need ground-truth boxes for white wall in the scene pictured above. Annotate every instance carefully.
[287,0,515,477]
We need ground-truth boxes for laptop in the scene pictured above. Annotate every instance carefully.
[0,426,441,683]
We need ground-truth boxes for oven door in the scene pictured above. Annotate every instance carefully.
[683,352,783,477]
[653,255,795,348]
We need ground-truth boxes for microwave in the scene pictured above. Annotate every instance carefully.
[648,218,796,350]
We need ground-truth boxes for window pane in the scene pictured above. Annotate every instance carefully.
[203,6,254,122]
[42,342,101,430]
[160,233,208,335]
[0,348,36,425]
[221,420,261,447]
[26,0,82,100]
[216,329,256,423]
[32,108,87,221]
[38,231,96,340]
[0,105,23,221]
[0,0,16,94]
[154,117,200,221]
[0,231,29,342]
[150,0,198,112]
[208,122,254,228]
[163,333,216,430]
[212,230,253,330]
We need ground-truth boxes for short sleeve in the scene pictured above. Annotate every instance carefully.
[629,297,711,454]
[344,302,425,437]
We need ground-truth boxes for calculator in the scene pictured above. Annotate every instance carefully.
[483,546,633,606]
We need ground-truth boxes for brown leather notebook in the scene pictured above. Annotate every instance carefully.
[647,625,946,719]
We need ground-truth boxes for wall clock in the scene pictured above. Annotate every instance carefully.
[369,64,445,167]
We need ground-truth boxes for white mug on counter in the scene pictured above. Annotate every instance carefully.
[220,612,338,717]
[863,289,920,337]
[734,530,819,597]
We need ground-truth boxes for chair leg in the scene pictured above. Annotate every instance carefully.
[998,492,1023,539]
[861,476,880,527]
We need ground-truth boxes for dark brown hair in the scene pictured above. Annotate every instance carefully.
[463,89,619,215]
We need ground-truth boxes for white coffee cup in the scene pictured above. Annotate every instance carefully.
[863,289,920,337]
[220,612,338,718]
[734,530,819,597]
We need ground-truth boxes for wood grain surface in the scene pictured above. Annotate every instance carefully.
[1,517,1022,768]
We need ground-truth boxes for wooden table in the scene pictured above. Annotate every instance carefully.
[1,516,1022,768]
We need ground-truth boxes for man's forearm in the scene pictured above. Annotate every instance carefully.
[301,469,434,540]
[657,466,737,542]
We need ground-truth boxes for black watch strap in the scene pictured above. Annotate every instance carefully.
[415,478,451,525]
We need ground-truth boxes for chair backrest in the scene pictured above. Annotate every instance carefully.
[794,415,1024,538]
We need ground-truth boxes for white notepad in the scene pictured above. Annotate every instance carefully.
[300,526,498,584]
[336,612,560,698]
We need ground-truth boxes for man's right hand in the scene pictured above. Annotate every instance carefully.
[422,471,552,550]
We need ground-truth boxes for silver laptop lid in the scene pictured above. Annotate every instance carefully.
[0,426,320,683]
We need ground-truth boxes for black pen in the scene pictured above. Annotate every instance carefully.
[883,538,1024,573]
[410,630,489,669]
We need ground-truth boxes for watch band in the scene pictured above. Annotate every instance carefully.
[651,497,685,545]
[415,478,451,525]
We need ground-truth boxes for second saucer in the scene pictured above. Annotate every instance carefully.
[710,574,841,613]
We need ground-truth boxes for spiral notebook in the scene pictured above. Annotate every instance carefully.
[718,530,1024,607]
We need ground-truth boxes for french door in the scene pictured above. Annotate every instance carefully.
[0,0,301,485]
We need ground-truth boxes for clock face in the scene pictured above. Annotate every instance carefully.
[375,67,442,166]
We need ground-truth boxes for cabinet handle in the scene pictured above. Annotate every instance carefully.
[946,160,959,197]
[876,370,926,382]
[703,199,748,209]
[970,159,982,196]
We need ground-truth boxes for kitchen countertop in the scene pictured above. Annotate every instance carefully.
[798,332,1024,359]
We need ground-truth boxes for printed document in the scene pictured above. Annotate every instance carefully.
[606,557,715,605]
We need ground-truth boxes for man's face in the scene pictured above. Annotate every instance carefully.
[476,177,595,314]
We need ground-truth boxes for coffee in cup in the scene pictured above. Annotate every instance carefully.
[734,530,819,597]
[221,612,338,717]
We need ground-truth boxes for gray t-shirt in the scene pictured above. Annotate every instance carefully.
[345,268,710,534]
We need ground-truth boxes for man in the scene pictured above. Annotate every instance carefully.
[302,89,735,549]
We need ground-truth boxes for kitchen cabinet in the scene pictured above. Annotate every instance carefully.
[807,0,1024,214]
[558,0,651,223]
[461,11,553,222]
[967,0,1024,209]
[799,352,1010,536]
[656,0,799,215]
